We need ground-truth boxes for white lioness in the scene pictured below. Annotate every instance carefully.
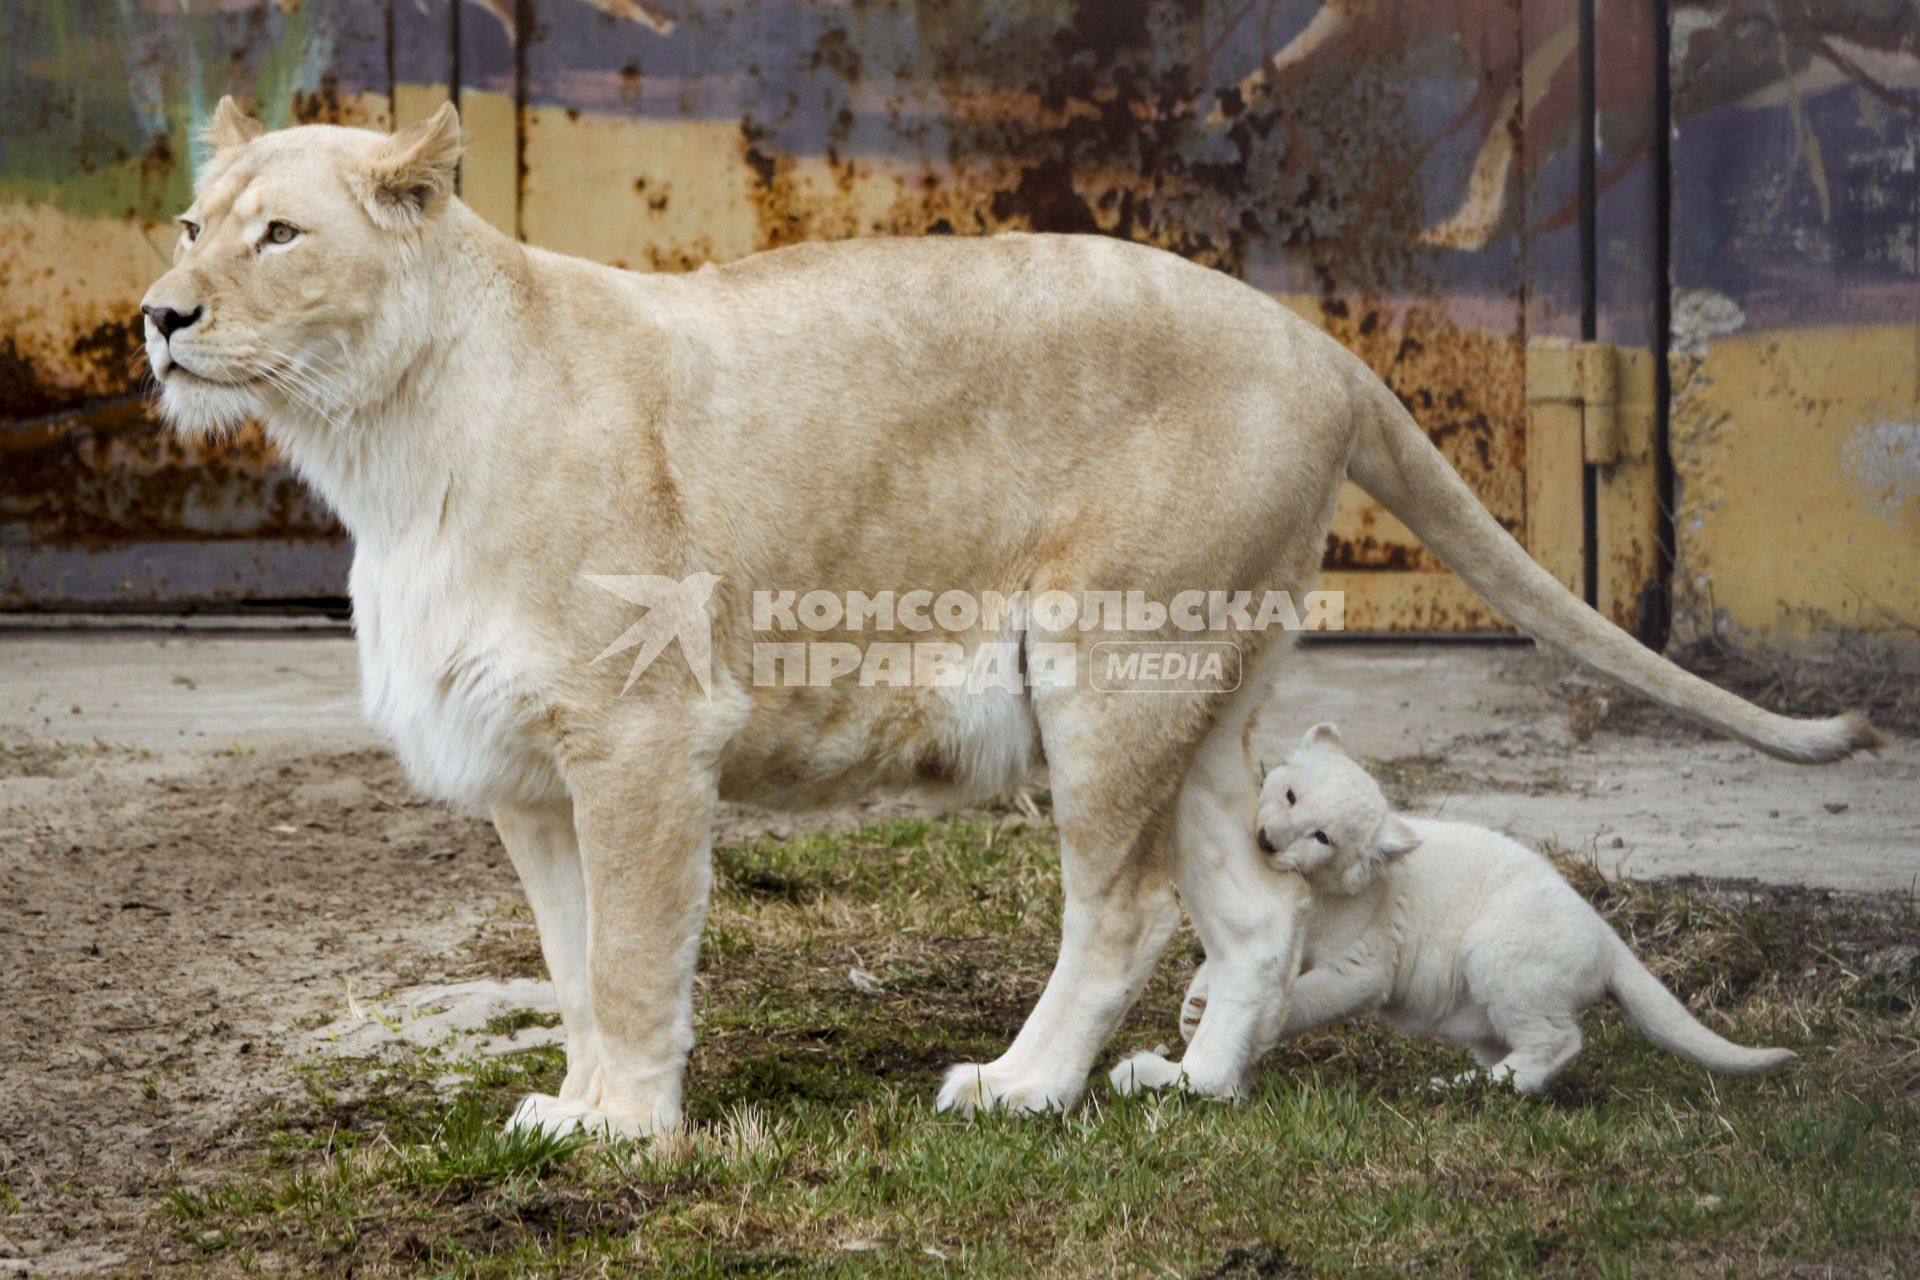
[142,101,1873,1137]
[1112,723,1796,1097]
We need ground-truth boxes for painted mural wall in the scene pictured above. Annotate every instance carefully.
[1664,1,1920,648]
[1,0,1914,649]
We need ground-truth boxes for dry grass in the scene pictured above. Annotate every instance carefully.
[154,816,1920,1278]
[1670,628,1920,733]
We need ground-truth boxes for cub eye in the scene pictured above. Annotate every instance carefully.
[265,221,299,246]
[179,220,200,242]
[1313,831,1330,845]
[1285,789,1296,806]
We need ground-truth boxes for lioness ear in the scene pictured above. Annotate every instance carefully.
[1300,721,1347,754]
[196,96,266,190]
[353,102,463,229]
[206,96,265,152]
[1376,816,1421,861]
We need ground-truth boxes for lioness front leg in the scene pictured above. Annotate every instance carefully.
[513,729,717,1139]
[493,803,600,1124]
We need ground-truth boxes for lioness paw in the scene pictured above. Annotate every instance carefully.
[505,1091,676,1141]
[1108,1049,1186,1097]
[935,1062,1077,1116]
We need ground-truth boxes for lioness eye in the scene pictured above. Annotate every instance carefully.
[266,221,298,245]
[1313,831,1330,845]
[180,220,200,242]
[1285,789,1296,806]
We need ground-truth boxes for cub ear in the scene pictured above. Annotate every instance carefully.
[1299,721,1348,754]
[352,102,463,229]
[206,96,265,152]
[1376,816,1421,861]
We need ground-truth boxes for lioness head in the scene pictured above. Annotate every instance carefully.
[1255,722,1421,894]
[140,98,463,436]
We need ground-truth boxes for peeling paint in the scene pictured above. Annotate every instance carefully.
[1669,287,1748,358]
[1842,418,1920,527]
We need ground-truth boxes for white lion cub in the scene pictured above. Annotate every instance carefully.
[1118,723,1794,1096]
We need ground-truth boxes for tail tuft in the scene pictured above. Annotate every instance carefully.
[1755,710,1890,764]
[1841,710,1892,755]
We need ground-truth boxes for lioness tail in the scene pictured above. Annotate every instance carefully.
[1345,376,1885,763]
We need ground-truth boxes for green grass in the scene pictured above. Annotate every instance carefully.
[160,817,1920,1277]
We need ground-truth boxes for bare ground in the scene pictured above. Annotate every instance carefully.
[0,628,1913,1274]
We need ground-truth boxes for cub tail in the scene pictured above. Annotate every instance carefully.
[1605,935,1795,1075]
[1345,373,1887,763]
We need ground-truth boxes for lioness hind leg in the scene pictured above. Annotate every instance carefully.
[936,688,1193,1115]
[493,803,599,1122]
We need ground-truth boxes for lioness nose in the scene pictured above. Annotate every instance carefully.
[141,303,203,339]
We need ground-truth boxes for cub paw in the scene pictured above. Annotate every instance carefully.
[1108,1049,1186,1097]
[1178,994,1207,1042]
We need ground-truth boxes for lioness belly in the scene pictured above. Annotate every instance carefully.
[717,672,1042,811]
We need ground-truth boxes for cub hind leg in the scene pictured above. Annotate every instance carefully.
[1484,1009,1583,1094]
[1428,1041,1509,1092]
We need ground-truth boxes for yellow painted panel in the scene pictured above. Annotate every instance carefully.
[1670,324,1920,644]
[1594,346,1660,631]
[1316,570,1512,634]
[459,88,519,239]
[519,109,759,268]
[0,202,171,401]
[1526,399,1585,599]
[394,81,452,131]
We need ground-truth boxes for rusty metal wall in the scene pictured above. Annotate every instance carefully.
[2,0,1552,624]
[512,0,1540,631]
[0,0,394,604]
[1663,1,1920,650]
[18,3,1901,639]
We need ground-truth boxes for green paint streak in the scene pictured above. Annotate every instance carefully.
[3,0,347,221]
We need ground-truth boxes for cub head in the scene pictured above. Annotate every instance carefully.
[1255,722,1420,894]
[139,97,464,436]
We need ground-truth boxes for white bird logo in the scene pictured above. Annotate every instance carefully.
[581,572,723,699]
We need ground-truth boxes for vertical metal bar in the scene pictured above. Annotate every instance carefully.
[1645,0,1676,648]
[1579,0,1600,606]
[449,0,462,194]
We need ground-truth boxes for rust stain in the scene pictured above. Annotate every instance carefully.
[1,402,334,548]
[7,0,1531,612]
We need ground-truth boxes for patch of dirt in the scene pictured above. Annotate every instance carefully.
[0,748,507,1273]
[1542,631,1920,744]
[0,741,957,1274]
[1,720,1910,1274]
